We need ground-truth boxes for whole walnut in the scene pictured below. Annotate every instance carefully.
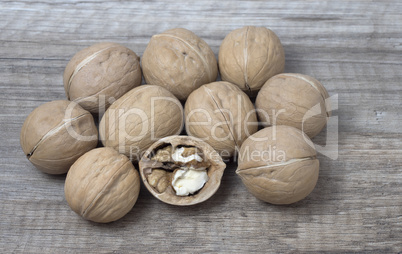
[139,135,226,206]
[99,85,184,161]
[20,100,98,174]
[185,81,258,158]
[219,26,285,95]
[256,73,331,138]
[236,125,319,205]
[142,28,218,101]
[65,147,140,223]
[63,42,142,114]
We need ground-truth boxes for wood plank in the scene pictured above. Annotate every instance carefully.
[0,0,401,252]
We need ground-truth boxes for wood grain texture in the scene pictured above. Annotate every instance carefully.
[1,0,401,253]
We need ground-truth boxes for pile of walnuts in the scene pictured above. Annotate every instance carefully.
[20,26,331,223]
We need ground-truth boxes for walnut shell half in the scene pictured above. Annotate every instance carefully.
[236,126,319,205]
[139,135,226,206]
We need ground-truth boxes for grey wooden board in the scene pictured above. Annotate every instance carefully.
[0,0,401,253]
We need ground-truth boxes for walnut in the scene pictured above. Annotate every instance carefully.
[147,169,171,193]
[142,28,218,100]
[184,81,258,158]
[255,73,331,138]
[63,42,142,114]
[219,26,285,96]
[236,126,319,205]
[64,147,140,223]
[20,100,98,174]
[151,146,173,163]
[99,85,184,161]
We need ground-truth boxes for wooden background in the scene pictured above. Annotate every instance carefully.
[1,0,401,253]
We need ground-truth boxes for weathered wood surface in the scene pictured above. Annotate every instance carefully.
[0,0,401,253]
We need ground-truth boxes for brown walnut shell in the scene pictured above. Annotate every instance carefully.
[63,42,142,114]
[139,135,226,206]
[20,100,98,174]
[184,81,258,158]
[99,85,184,162]
[256,73,331,138]
[65,147,140,223]
[236,125,319,205]
[219,26,285,96]
[142,28,218,101]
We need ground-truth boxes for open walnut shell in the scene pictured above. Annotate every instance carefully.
[139,135,226,206]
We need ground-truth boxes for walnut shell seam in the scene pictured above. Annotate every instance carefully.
[203,86,239,148]
[25,112,93,158]
[236,156,317,173]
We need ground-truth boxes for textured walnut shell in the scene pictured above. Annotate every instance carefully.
[219,26,285,95]
[256,73,331,138]
[236,126,319,205]
[20,100,98,174]
[142,28,218,101]
[63,42,142,113]
[139,135,226,206]
[184,81,258,158]
[64,147,140,223]
[99,85,184,161]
